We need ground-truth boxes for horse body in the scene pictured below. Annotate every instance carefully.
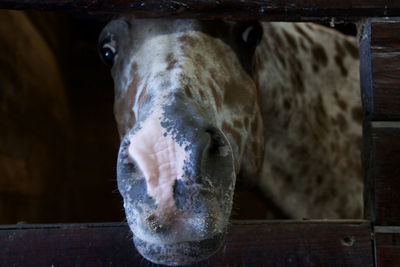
[99,19,362,265]
[256,23,363,219]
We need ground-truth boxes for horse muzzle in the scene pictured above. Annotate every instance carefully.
[116,103,236,265]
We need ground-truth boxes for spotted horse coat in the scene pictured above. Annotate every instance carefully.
[99,19,362,266]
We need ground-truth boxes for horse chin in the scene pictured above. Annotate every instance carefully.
[133,233,225,266]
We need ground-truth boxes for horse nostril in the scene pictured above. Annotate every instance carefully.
[118,138,138,171]
[205,128,219,155]
[205,128,230,157]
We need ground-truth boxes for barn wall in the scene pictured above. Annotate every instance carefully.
[62,14,123,223]
[0,10,73,223]
[0,11,123,224]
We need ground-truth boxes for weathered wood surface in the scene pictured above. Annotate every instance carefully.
[360,18,400,226]
[0,221,373,266]
[375,227,400,267]
[0,0,400,21]
[369,123,400,226]
[369,19,400,120]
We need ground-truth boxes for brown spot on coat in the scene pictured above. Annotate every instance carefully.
[233,120,244,129]
[184,85,193,99]
[316,175,323,185]
[222,122,242,152]
[299,165,309,177]
[312,95,329,137]
[351,106,363,125]
[166,53,178,71]
[208,80,221,109]
[276,51,287,69]
[335,40,345,58]
[195,53,205,67]
[271,165,293,184]
[294,24,314,45]
[248,115,264,172]
[243,118,250,131]
[334,41,350,76]
[267,26,283,48]
[166,53,173,63]
[299,122,308,136]
[283,30,298,52]
[334,93,348,111]
[283,115,291,128]
[314,96,327,117]
[330,141,337,152]
[311,44,328,67]
[299,39,308,51]
[223,78,250,108]
[283,98,291,110]
[336,113,348,132]
[305,186,313,195]
[136,74,152,115]
[209,69,218,82]
[335,55,348,76]
[199,88,206,100]
[312,63,319,73]
[114,62,140,134]
[178,35,196,47]
[344,39,359,59]
[251,115,261,136]
[290,72,305,93]
[313,192,330,205]
[289,57,303,73]
[290,145,310,161]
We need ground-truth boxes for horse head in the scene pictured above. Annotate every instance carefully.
[99,18,264,265]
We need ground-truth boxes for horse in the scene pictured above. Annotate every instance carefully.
[99,18,362,265]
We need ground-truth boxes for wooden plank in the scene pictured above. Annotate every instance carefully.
[0,0,400,21]
[0,221,373,266]
[367,122,400,225]
[360,19,400,225]
[361,18,400,121]
[359,18,374,221]
[371,19,400,120]
[375,227,400,267]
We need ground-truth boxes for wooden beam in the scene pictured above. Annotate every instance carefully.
[0,221,373,266]
[360,18,400,226]
[361,120,400,225]
[370,123,400,225]
[375,226,400,267]
[360,18,400,121]
[0,0,400,21]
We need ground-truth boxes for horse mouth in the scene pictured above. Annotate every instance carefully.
[133,233,225,266]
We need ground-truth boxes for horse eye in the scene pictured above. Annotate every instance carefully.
[242,25,262,47]
[100,43,117,66]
